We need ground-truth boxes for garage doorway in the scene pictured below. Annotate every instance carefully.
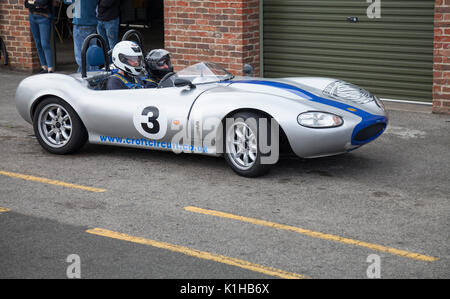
[54,0,164,73]
[262,0,435,102]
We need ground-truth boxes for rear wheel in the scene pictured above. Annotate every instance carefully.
[33,97,88,154]
[224,112,276,177]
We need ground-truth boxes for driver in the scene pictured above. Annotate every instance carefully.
[106,41,144,90]
[142,49,174,88]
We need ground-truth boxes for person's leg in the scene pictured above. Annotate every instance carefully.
[97,21,108,49]
[29,14,47,71]
[82,26,99,71]
[37,15,54,71]
[104,17,120,50]
[74,25,99,72]
[73,25,83,72]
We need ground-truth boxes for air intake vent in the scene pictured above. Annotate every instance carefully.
[354,123,386,142]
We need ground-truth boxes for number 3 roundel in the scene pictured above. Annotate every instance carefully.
[133,106,167,140]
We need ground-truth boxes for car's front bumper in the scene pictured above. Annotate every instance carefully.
[285,113,387,158]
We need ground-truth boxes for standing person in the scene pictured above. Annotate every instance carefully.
[96,0,121,51]
[25,0,55,73]
[64,0,98,72]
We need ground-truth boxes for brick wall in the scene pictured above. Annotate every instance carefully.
[0,0,39,72]
[433,0,450,114]
[164,0,260,77]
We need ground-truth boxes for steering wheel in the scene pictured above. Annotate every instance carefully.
[157,72,175,88]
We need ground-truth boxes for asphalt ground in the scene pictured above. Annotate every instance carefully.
[0,70,449,280]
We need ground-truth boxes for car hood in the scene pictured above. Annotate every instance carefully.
[227,77,385,116]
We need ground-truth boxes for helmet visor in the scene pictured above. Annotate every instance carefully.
[156,57,169,66]
[155,57,173,72]
[119,54,143,67]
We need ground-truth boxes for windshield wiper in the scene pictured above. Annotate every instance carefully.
[219,75,235,82]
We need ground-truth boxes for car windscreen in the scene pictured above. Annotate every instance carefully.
[174,62,234,85]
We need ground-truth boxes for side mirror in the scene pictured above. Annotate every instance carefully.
[174,78,196,89]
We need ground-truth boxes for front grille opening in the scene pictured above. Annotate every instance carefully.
[354,123,386,142]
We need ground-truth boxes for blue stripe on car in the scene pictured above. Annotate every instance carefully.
[228,80,387,146]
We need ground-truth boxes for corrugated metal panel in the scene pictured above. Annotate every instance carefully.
[263,0,435,102]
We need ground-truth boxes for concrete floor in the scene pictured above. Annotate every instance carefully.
[1,69,449,279]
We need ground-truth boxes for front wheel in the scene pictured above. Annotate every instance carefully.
[224,112,277,177]
[33,97,88,154]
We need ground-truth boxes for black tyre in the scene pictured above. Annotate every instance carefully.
[33,97,88,154]
[224,112,277,177]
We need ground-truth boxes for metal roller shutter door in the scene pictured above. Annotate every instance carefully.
[263,0,435,102]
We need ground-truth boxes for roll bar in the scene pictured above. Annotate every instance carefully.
[81,34,110,78]
[105,29,145,58]
[121,29,145,52]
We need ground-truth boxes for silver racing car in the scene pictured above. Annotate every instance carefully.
[15,34,388,177]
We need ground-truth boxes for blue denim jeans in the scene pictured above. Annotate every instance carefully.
[73,24,98,72]
[29,13,53,68]
[97,17,120,51]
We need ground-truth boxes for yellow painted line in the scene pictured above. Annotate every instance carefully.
[0,207,10,213]
[184,206,439,262]
[86,227,309,279]
[0,170,106,193]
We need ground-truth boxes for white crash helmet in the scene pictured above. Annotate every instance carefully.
[111,41,144,76]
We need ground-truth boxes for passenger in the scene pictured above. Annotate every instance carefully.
[106,41,144,90]
[142,49,174,88]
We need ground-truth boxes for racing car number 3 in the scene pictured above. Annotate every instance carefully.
[141,106,160,134]
[133,106,167,140]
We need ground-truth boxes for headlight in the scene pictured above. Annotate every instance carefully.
[323,80,375,104]
[297,112,343,128]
